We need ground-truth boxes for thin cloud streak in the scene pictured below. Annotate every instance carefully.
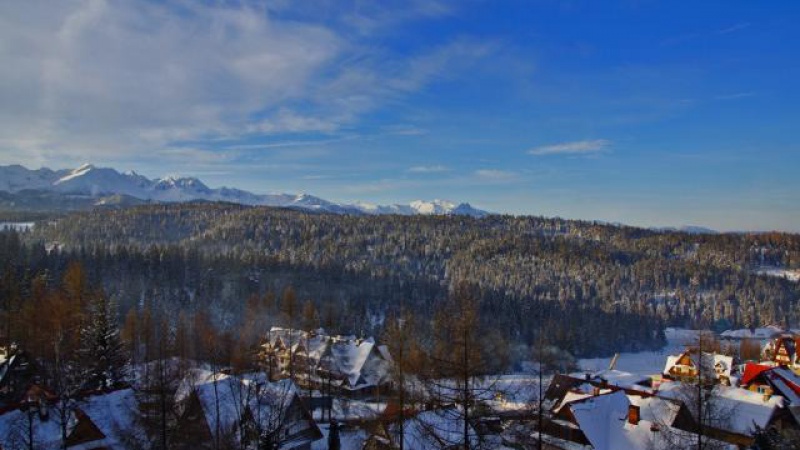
[528,139,611,156]
[408,165,450,173]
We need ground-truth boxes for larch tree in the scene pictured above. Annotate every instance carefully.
[280,286,298,378]
[382,308,426,450]
[421,282,494,450]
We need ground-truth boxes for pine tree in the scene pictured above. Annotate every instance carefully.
[78,291,128,390]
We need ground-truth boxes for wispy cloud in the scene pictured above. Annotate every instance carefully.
[474,169,517,181]
[408,165,450,173]
[382,125,428,136]
[717,22,751,35]
[715,92,756,101]
[528,139,611,156]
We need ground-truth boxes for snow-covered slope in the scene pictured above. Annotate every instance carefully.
[0,164,488,216]
[0,164,65,192]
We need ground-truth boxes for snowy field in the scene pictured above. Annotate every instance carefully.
[753,266,800,282]
[578,328,700,376]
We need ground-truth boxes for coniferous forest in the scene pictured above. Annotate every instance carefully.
[2,202,799,362]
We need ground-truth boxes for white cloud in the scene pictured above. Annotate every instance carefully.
[528,139,611,156]
[0,0,487,167]
[715,92,756,101]
[408,165,449,173]
[0,1,344,160]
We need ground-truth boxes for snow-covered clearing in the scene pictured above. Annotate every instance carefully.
[578,328,699,377]
[754,266,800,282]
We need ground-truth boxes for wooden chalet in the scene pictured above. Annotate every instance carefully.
[262,328,394,396]
[662,349,734,385]
[763,334,800,371]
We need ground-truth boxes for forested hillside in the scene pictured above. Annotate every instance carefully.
[5,203,800,359]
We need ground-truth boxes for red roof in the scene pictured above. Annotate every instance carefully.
[741,362,774,386]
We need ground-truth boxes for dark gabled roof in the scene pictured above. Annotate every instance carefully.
[65,408,107,447]
[543,373,585,408]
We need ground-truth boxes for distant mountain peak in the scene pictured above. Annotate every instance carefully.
[0,163,489,217]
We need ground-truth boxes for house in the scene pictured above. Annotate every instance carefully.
[0,387,142,449]
[563,390,731,450]
[0,347,36,408]
[173,369,322,450]
[657,380,793,447]
[740,362,800,423]
[663,350,735,385]
[544,372,796,449]
[362,408,481,450]
[763,334,800,370]
[262,328,393,394]
[542,376,727,450]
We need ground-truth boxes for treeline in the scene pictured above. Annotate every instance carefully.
[6,203,800,357]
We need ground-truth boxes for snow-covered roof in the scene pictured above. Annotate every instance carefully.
[554,391,597,413]
[0,388,141,450]
[266,328,392,390]
[569,390,732,450]
[627,394,681,425]
[721,326,784,340]
[658,380,784,436]
[0,405,66,450]
[331,338,376,387]
[176,370,246,440]
[587,369,650,390]
[569,391,639,450]
[175,369,306,443]
[78,388,144,447]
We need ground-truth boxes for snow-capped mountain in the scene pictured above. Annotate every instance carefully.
[0,164,489,216]
[354,199,487,217]
[0,164,65,192]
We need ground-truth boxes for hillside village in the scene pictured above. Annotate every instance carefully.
[1,327,800,449]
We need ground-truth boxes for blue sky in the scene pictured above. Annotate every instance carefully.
[1,1,798,231]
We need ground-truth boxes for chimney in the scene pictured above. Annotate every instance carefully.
[762,386,773,402]
[628,405,641,426]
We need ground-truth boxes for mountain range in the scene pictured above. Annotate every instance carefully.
[0,164,488,217]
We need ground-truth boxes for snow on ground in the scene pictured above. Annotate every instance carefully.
[0,222,34,231]
[754,266,800,282]
[578,328,699,377]
[312,422,368,450]
[332,398,387,421]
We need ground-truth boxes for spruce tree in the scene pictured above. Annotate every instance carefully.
[79,291,128,390]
